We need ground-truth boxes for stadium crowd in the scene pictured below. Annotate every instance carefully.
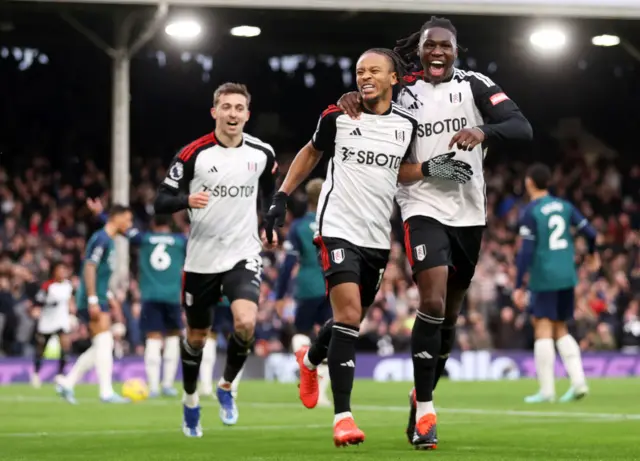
[0,148,638,359]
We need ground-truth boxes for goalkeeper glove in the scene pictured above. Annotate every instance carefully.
[421,152,473,184]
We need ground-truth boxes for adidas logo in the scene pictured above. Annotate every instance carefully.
[349,128,362,136]
[407,102,420,110]
[413,351,433,359]
[208,166,218,173]
[340,360,355,367]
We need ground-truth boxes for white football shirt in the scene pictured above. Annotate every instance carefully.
[312,103,417,249]
[35,279,73,334]
[396,68,529,227]
[160,132,277,274]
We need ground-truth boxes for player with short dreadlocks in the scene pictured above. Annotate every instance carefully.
[339,16,533,450]
[265,48,417,447]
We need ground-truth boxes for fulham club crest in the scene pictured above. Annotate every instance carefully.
[331,248,345,264]
[395,130,405,142]
[247,162,258,171]
[449,92,462,104]
[414,244,427,262]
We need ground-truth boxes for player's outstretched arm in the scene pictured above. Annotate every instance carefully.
[465,74,533,145]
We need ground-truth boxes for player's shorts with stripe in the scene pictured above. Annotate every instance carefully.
[314,236,389,310]
[182,258,262,330]
[76,303,110,324]
[295,296,332,334]
[140,301,183,334]
[403,216,484,286]
[528,288,575,322]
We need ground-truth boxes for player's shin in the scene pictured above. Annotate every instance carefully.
[144,337,163,394]
[63,345,96,388]
[411,310,443,418]
[306,319,333,368]
[533,337,556,399]
[230,366,243,399]
[180,335,205,407]
[434,322,456,390]
[556,334,587,391]
[94,330,115,399]
[221,332,253,386]
[199,336,217,395]
[162,335,180,391]
[328,321,359,420]
[58,346,67,376]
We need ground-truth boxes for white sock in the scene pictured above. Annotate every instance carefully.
[231,366,243,399]
[534,338,556,397]
[64,345,96,388]
[183,391,199,408]
[303,350,317,371]
[318,363,331,401]
[162,336,180,390]
[334,411,353,425]
[556,334,587,389]
[416,401,436,420]
[94,331,115,400]
[292,334,311,353]
[199,337,216,395]
[144,338,162,394]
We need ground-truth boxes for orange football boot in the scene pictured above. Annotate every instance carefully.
[333,417,365,447]
[295,346,319,409]
[413,413,438,450]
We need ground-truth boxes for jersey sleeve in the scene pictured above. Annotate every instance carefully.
[404,117,419,162]
[154,150,196,214]
[85,234,110,266]
[33,282,49,307]
[467,73,533,142]
[311,106,340,152]
[515,207,536,289]
[569,203,597,253]
[259,144,278,214]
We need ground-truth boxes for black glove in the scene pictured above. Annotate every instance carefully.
[421,152,473,184]
[264,191,288,244]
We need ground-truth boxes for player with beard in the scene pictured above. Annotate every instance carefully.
[264,49,417,447]
[339,17,533,449]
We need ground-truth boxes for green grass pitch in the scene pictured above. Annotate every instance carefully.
[1,379,639,460]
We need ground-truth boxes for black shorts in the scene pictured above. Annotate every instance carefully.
[182,258,262,330]
[403,216,484,287]
[314,236,389,309]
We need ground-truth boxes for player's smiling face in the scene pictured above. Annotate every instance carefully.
[211,93,250,138]
[355,52,398,104]
[419,27,457,83]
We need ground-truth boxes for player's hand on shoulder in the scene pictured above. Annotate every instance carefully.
[188,191,209,209]
[337,91,363,120]
[422,152,473,184]
[449,127,485,151]
[86,197,104,215]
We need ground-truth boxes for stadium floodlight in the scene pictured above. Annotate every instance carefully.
[230,26,261,38]
[165,19,202,40]
[529,28,567,52]
[592,34,621,47]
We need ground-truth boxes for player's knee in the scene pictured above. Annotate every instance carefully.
[233,314,256,338]
[332,298,361,326]
[419,295,445,319]
[553,322,568,339]
[186,328,208,349]
[146,331,163,340]
[534,318,553,339]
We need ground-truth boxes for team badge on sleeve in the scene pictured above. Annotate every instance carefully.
[169,162,184,180]
[490,92,509,106]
